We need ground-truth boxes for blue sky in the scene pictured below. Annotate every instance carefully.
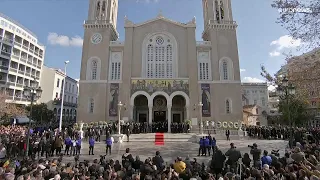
[0,0,301,84]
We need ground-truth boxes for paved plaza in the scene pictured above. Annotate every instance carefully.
[60,137,288,164]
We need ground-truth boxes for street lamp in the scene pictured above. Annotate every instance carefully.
[276,75,295,147]
[23,81,42,157]
[117,101,124,134]
[59,60,69,132]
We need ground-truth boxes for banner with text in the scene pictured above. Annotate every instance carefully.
[109,83,119,117]
[201,84,211,117]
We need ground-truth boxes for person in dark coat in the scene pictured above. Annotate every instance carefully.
[210,147,226,174]
[122,148,134,169]
[152,151,164,171]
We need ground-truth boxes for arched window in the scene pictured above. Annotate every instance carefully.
[219,58,233,81]
[102,1,106,17]
[220,0,224,20]
[223,61,228,80]
[226,99,231,114]
[89,98,94,113]
[143,33,177,78]
[91,60,97,80]
[95,1,101,19]
[215,0,219,21]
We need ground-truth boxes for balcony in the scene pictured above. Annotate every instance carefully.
[110,41,124,46]
[20,57,27,63]
[27,61,32,65]
[2,37,13,44]
[22,45,28,51]
[9,67,18,73]
[0,65,8,71]
[11,54,19,60]
[208,20,237,25]
[14,40,22,47]
[196,41,211,46]
[18,69,24,75]
[53,98,78,107]
[7,81,15,86]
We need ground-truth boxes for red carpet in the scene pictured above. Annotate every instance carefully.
[155,133,164,145]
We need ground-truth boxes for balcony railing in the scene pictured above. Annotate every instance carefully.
[22,45,28,51]
[27,61,32,65]
[208,20,237,25]
[110,41,124,46]
[7,81,15,86]
[85,20,110,24]
[1,50,11,57]
[196,41,211,46]
[18,70,24,74]
[53,99,78,107]
[0,65,9,71]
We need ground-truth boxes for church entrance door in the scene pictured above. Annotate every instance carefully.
[172,113,181,123]
[138,113,147,123]
[154,111,166,123]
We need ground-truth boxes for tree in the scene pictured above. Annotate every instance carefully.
[25,103,54,124]
[261,65,310,124]
[0,92,25,121]
[278,97,310,125]
[272,0,320,48]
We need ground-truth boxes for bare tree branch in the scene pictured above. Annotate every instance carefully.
[272,0,320,49]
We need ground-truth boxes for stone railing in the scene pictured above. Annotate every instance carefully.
[196,41,211,46]
[110,41,124,46]
[209,20,237,25]
[84,20,110,24]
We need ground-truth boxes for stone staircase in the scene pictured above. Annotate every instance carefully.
[118,131,249,143]
[124,133,195,142]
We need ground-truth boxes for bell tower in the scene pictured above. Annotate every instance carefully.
[202,0,234,30]
[88,0,118,29]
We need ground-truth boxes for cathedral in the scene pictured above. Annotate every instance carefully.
[78,0,243,132]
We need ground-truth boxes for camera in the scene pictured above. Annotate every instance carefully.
[248,145,254,149]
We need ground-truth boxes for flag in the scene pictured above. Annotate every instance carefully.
[3,160,9,168]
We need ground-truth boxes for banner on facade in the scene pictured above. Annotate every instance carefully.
[131,79,189,95]
[109,83,119,117]
[201,84,211,117]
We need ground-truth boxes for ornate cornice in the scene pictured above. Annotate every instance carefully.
[202,20,238,40]
[124,15,196,28]
[83,20,119,40]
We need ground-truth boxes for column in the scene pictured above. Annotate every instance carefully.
[129,105,134,121]
[148,106,153,125]
[167,105,172,133]
[185,105,190,121]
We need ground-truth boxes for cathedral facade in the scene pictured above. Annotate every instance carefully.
[78,0,243,131]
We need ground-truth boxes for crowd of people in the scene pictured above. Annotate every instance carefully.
[1,124,320,179]
[99,122,191,135]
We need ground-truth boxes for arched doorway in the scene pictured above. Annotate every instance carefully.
[153,95,167,123]
[134,95,148,123]
[171,95,186,123]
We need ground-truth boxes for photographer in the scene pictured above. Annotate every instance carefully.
[249,143,261,169]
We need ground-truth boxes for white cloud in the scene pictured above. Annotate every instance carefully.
[240,69,246,73]
[268,85,276,92]
[242,77,265,83]
[270,35,301,50]
[269,51,281,57]
[47,32,83,47]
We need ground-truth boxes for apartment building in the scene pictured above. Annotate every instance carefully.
[0,13,44,105]
[39,66,78,122]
